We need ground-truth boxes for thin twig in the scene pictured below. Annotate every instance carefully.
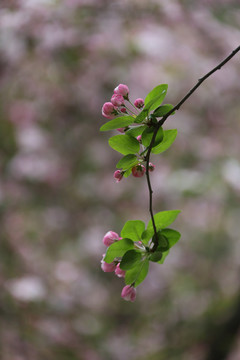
[146,45,240,251]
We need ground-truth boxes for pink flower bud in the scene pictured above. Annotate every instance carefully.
[115,263,126,278]
[114,84,129,99]
[134,98,144,109]
[136,135,142,142]
[132,164,146,178]
[103,231,120,247]
[101,254,116,272]
[149,162,155,172]
[114,170,124,183]
[121,285,136,302]
[111,94,124,107]
[102,102,116,119]
[120,107,127,113]
[117,128,125,133]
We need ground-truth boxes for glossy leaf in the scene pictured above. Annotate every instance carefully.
[123,168,132,178]
[161,228,181,248]
[149,251,162,262]
[158,250,169,264]
[148,210,181,231]
[153,104,174,117]
[126,125,147,137]
[108,134,140,155]
[121,220,145,242]
[152,129,177,154]
[145,84,168,111]
[134,108,149,123]
[141,126,164,148]
[120,250,142,270]
[125,259,149,287]
[100,116,135,131]
[104,238,134,263]
[116,154,138,170]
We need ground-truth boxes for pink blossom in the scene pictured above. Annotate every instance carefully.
[117,128,125,133]
[103,230,120,247]
[134,98,144,109]
[111,94,124,107]
[102,102,116,119]
[120,107,127,113]
[136,135,142,142]
[101,255,116,272]
[114,170,124,182]
[115,263,126,278]
[132,164,146,178]
[114,84,129,99]
[149,162,155,172]
[121,285,136,302]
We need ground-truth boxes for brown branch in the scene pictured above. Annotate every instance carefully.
[146,45,240,251]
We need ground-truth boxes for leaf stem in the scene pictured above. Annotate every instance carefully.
[145,45,240,251]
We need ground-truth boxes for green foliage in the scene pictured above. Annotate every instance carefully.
[153,104,174,117]
[116,154,138,170]
[120,249,142,270]
[126,125,147,137]
[100,116,135,131]
[134,108,149,123]
[125,259,149,286]
[149,251,162,262]
[161,228,181,248]
[151,129,178,154]
[144,84,168,111]
[141,126,164,148]
[121,220,145,242]
[104,238,134,263]
[108,134,140,155]
[158,250,170,264]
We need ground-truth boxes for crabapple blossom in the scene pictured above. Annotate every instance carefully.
[136,135,142,142]
[103,230,120,247]
[132,164,146,178]
[114,170,124,182]
[102,102,116,119]
[101,255,116,272]
[134,98,144,109]
[121,285,136,302]
[149,162,155,172]
[120,107,127,113]
[111,94,124,107]
[114,84,129,99]
[115,263,126,278]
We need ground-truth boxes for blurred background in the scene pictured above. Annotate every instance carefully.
[0,0,240,359]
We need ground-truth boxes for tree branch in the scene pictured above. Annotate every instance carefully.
[145,45,240,251]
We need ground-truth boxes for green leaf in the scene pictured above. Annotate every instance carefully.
[116,154,138,170]
[161,229,181,248]
[123,168,132,178]
[141,229,153,245]
[153,104,174,117]
[148,210,181,231]
[158,250,169,264]
[134,108,149,123]
[156,234,170,252]
[104,238,134,263]
[149,251,162,262]
[145,84,168,111]
[100,116,135,131]
[121,220,145,242]
[120,250,142,270]
[152,129,177,154]
[126,125,147,137]
[125,259,149,286]
[141,126,164,148]
[108,135,140,155]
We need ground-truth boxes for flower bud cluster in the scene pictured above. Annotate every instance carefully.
[101,230,137,302]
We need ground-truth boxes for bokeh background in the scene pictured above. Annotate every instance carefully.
[0,1,240,359]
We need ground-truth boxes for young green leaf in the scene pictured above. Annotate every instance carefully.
[153,104,174,117]
[161,229,181,248]
[100,116,135,131]
[126,125,147,137]
[121,220,145,242]
[156,234,170,252]
[116,154,138,170]
[108,134,140,155]
[158,250,169,264]
[134,108,149,123]
[141,126,164,148]
[149,251,162,262]
[151,129,177,154]
[120,250,142,270]
[147,210,181,232]
[104,238,134,263]
[145,84,168,111]
[141,228,154,245]
[125,259,149,287]
[123,168,132,178]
